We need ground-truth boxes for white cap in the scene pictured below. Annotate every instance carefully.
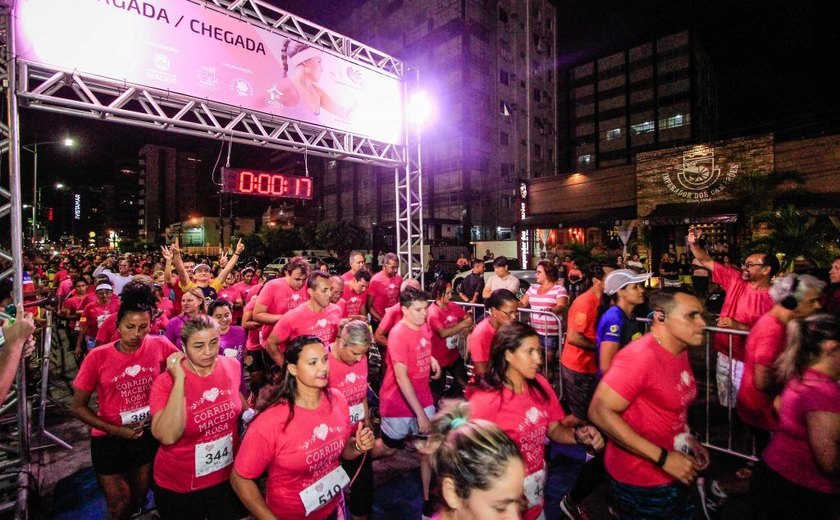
[95,283,113,292]
[604,269,651,296]
[193,263,211,272]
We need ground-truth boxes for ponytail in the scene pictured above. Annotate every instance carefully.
[775,314,840,384]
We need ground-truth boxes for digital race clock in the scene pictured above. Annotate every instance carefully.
[221,167,314,199]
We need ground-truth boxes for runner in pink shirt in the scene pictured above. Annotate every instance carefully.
[72,283,179,520]
[423,401,526,520]
[231,336,375,520]
[329,275,347,316]
[737,274,824,450]
[76,283,120,360]
[427,279,473,400]
[752,313,840,519]
[469,321,602,520]
[328,320,375,519]
[341,268,371,319]
[466,289,518,377]
[367,253,403,327]
[209,299,249,396]
[149,315,247,519]
[341,250,366,282]
[373,278,422,350]
[267,272,343,365]
[253,257,309,350]
[589,289,709,519]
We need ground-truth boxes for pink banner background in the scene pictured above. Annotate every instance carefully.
[14,0,404,145]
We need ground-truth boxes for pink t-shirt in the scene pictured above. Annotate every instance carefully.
[233,389,351,520]
[341,270,355,282]
[763,369,840,494]
[379,321,433,418]
[368,271,403,319]
[327,352,368,426]
[149,356,243,493]
[80,299,121,339]
[427,302,466,367]
[269,303,343,351]
[341,285,368,318]
[243,297,262,352]
[62,294,84,330]
[526,283,568,335]
[256,278,309,344]
[73,336,179,436]
[469,375,564,520]
[601,334,698,487]
[737,313,785,430]
[377,303,402,337]
[95,311,167,344]
[467,319,496,364]
[57,277,74,301]
[712,264,773,360]
[158,298,174,319]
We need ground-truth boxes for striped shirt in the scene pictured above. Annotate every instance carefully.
[526,283,568,335]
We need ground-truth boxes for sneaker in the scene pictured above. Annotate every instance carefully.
[696,477,725,520]
[559,495,589,520]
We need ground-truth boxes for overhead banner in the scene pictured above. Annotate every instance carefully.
[14,0,404,145]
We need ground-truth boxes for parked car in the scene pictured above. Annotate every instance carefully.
[264,256,292,275]
[451,261,535,300]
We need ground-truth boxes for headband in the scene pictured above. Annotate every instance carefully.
[288,47,321,67]
[450,417,467,430]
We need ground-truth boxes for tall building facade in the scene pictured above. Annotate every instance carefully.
[139,144,204,244]
[301,0,558,244]
[558,30,716,172]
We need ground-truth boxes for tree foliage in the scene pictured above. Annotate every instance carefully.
[314,221,367,258]
[744,205,834,271]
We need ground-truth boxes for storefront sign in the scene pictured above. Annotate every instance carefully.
[663,147,739,201]
[519,182,529,269]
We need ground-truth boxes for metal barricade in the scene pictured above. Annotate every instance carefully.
[449,302,564,393]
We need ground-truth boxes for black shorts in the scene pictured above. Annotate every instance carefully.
[560,365,598,421]
[90,429,158,475]
[154,480,247,520]
[341,453,374,516]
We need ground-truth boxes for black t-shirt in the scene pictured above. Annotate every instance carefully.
[459,273,485,303]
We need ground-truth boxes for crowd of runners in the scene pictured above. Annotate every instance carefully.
[2,234,838,520]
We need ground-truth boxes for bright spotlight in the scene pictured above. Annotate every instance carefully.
[63,138,75,147]
[55,183,65,189]
[407,91,432,126]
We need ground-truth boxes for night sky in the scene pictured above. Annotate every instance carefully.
[22,0,840,208]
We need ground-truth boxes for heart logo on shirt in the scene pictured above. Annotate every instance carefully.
[292,294,300,301]
[388,284,396,289]
[203,388,220,403]
[345,373,357,384]
[316,319,328,328]
[350,297,358,303]
[314,423,329,441]
[223,348,238,357]
[525,407,540,425]
[124,365,141,377]
[681,371,692,386]
[420,339,428,347]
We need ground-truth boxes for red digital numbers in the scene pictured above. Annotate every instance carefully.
[224,168,313,199]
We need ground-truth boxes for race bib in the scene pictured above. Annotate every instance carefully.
[119,406,150,426]
[445,336,459,350]
[523,469,545,508]
[299,465,350,516]
[348,403,364,425]
[194,434,233,478]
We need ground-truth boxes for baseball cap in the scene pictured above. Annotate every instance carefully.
[95,283,113,292]
[193,263,211,272]
[604,269,651,296]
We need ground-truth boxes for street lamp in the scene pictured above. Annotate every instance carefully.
[21,138,76,243]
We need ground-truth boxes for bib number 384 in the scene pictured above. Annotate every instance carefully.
[299,465,350,516]
[194,434,233,478]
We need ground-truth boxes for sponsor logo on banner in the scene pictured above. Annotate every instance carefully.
[663,147,739,201]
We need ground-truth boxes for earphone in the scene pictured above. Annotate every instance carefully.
[780,275,800,310]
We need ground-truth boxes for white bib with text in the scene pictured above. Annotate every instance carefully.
[299,465,350,516]
[194,434,233,478]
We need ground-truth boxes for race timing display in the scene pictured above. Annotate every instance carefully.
[221,168,314,200]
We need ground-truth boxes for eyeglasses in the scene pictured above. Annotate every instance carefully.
[742,262,765,268]
[497,309,518,318]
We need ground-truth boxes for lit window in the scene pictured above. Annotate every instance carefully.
[605,128,622,140]
[577,154,592,165]
[631,121,655,134]
[659,113,690,129]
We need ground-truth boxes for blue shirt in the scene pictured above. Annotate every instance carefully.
[595,305,641,376]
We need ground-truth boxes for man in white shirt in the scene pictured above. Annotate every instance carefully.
[482,256,520,299]
[92,256,133,295]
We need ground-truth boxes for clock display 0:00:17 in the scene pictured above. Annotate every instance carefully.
[221,167,314,199]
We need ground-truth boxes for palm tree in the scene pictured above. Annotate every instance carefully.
[744,205,833,272]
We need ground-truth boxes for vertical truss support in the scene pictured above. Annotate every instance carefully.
[395,69,424,285]
[1,5,32,519]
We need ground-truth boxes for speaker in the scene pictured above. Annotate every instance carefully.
[780,275,800,310]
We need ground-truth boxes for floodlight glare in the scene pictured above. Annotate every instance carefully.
[407,91,432,125]
[63,138,74,147]
[55,183,65,189]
